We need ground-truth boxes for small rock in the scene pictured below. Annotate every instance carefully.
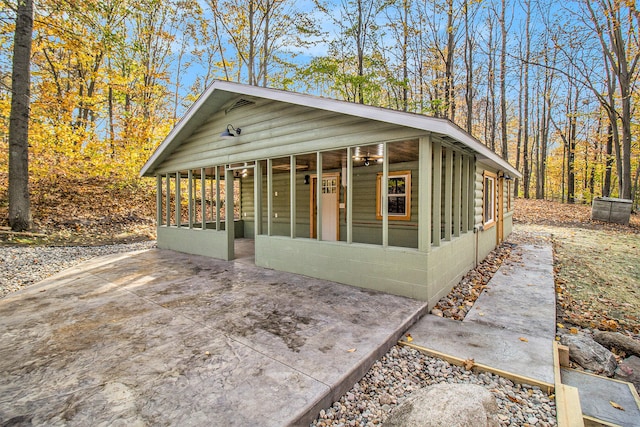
[614,355,640,393]
[378,393,394,405]
[431,308,443,317]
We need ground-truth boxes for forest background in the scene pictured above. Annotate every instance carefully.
[0,0,639,233]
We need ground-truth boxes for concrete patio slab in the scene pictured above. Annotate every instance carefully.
[0,249,428,426]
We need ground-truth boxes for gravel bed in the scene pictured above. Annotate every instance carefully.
[312,229,558,426]
[311,345,557,426]
[0,241,156,299]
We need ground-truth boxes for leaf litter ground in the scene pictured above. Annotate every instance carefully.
[514,199,640,336]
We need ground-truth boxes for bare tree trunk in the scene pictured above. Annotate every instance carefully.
[261,0,271,87]
[566,84,579,204]
[603,122,613,197]
[583,0,637,199]
[402,0,409,111]
[464,0,474,133]
[8,0,34,231]
[248,0,255,85]
[356,0,365,104]
[633,156,640,210]
[514,54,523,198]
[499,0,508,160]
[444,0,455,121]
[486,16,496,151]
[522,0,531,199]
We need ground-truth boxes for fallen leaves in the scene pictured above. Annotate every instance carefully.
[347,348,356,353]
[463,358,475,370]
[0,176,157,246]
[519,337,529,343]
[405,334,413,343]
[432,242,514,321]
[507,395,522,404]
[609,401,625,411]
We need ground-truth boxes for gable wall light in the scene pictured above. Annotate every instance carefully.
[220,124,241,139]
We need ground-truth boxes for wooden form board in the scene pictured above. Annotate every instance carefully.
[553,341,585,427]
[399,341,554,394]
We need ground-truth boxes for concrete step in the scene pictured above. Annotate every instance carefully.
[561,368,640,427]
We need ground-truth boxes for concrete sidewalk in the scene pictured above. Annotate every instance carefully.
[405,240,640,426]
[0,249,427,426]
[405,243,557,387]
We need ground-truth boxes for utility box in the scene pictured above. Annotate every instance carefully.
[591,197,633,225]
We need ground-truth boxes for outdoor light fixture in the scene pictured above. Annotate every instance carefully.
[234,168,248,179]
[304,174,310,185]
[220,124,241,139]
[364,157,370,167]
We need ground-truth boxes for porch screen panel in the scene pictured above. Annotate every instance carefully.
[258,160,268,235]
[269,157,291,237]
[386,139,419,249]
[351,144,383,245]
[191,169,205,229]
[295,153,316,239]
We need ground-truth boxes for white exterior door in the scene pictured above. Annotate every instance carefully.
[321,176,338,241]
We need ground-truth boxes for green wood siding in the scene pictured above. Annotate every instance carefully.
[153,99,424,174]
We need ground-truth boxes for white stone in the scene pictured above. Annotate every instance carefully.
[382,383,499,427]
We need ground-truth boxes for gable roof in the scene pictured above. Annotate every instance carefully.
[140,80,521,178]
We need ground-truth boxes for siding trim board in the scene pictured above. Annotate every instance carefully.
[143,81,520,303]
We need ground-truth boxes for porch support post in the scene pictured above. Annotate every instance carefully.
[316,152,323,241]
[469,159,476,230]
[225,168,235,260]
[210,177,214,222]
[215,166,221,231]
[418,135,432,252]
[444,147,453,241]
[267,159,273,236]
[290,155,296,238]
[346,147,353,244]
[254,160,262,236]
[382,143,389,247]
[432,141,442,247]
[187,170,193,229]
[156,175,162,226]
[200,168,206,230]
[176,172,181,228]
[165,174,171,226]
[453,152,462,237]
[462,156,470,232]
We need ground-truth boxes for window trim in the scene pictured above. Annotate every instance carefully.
[376,170,411,221]
[483,171,496,228]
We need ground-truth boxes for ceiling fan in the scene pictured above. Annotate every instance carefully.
[353,146,383,167]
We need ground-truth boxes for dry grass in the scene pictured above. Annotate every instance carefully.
[513,198,640,335]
